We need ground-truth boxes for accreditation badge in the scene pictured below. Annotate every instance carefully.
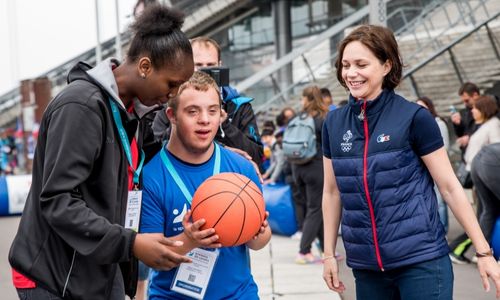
[125,190,142,232]
[171,248,220,299]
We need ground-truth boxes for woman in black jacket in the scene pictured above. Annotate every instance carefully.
[9,4,194,300]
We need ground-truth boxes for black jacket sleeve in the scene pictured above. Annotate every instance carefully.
[217,102,263,165]
[40,102,135,264]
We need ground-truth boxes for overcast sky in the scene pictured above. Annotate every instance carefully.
[0,0,138,95]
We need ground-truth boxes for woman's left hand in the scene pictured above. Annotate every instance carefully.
[477,256,500,298]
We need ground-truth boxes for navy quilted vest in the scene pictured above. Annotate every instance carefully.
[323,89,449,270]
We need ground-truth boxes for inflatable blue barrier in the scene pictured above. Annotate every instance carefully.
[0,175,31,216]
[262,183,297,236]
[491,217,500,260]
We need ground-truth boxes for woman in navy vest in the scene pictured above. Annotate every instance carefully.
[321,24,500,299]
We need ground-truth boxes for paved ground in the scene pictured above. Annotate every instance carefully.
[1,205,499,300]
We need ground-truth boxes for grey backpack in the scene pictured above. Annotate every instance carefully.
[282,113,317,164]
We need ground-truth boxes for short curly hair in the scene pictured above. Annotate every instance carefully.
[336,25,403,91]
[168,71,221,112]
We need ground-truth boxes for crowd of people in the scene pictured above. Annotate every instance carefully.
[5,2,500,300]
[0,128,20,176]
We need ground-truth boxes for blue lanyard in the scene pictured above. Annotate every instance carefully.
[160,143,221,204]
[108,98,145,187]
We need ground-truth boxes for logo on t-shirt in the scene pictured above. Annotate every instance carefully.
[341,130,353,152]
[172,204,187,232]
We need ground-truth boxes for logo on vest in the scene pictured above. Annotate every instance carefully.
[377,134,391,143]
[341,130,353,152]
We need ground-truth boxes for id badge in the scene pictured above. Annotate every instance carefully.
[125,190,142,232]
[171,248,220,299]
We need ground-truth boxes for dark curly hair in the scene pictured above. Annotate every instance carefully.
[127,4,192,69]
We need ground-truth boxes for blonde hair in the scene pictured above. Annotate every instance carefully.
[168,71,221,111]
[190,36,221,61]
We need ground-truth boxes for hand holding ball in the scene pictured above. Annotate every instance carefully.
[191,173,265,247]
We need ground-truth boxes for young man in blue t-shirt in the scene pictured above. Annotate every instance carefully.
[140,71,271,300]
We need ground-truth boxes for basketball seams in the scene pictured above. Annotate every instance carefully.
[206,177,262,198]
[234,197,247,246]
[211,180,252,246]
[191,173,264,247]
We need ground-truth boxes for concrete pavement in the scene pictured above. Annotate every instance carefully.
[1,212,498,299]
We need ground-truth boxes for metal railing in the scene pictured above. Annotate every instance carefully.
[252,0,493,116]
[403,11,500,98]
[251,0,450,114]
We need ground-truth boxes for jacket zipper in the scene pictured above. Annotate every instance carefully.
[62,250,76,297]
[361,100,384,271]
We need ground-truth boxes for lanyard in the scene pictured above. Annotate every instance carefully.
[108,98,145,187]
[160,143,221,204]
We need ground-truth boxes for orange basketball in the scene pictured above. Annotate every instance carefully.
[191,172,265,247]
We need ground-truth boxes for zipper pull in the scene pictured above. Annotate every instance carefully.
[358,108,365,121]
[358,99,367,121]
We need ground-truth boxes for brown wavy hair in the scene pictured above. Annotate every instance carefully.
[302,85,328,118]
[335,25,403,91]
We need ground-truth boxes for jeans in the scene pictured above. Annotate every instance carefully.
[353,255,453,300]
[17,287,62,300]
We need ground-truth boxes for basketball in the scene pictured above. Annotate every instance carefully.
[191,172,265,247]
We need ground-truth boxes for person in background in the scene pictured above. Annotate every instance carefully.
[9,4,195,300]
[263,128,286,185]
[276,107,305,239]
[322,24,500,299]
[293,85,328,264]
[416,96,450,232]
[320,87,337,111]
[140,71,271,299]
[464,95,500,171]
[466,96,500,253]
[449,95,500,264]
[452,82,481,154]
[472,143,500,246]
[277,107,296,129]
[260,128,275,172]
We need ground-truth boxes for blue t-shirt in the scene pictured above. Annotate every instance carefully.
[140,144,261,300]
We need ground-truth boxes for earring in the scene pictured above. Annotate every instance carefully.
[140,73,146,79]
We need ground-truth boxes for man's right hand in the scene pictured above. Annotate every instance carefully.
[451,112,461,125]
[133,233,191,271]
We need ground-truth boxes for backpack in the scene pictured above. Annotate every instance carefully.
[282,113,317,164]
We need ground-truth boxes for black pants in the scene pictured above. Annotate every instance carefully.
[292,158,324,254]
[471,143,500,242]
[284,164,306,230]
[16,287,62,300]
